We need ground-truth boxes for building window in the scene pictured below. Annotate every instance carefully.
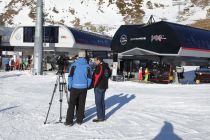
[23,27,35,42]
[23,27,59,43]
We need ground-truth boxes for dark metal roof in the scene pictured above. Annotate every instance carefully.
[111,21,210,55]
[68,27,112,48]
[163,21,210,50]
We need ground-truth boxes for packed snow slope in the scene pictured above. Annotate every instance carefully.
[0,71,210,140]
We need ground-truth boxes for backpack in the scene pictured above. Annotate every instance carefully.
[103,63,111,79]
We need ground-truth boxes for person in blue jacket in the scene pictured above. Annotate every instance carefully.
[3,57,10,71]
[65,51,92,126]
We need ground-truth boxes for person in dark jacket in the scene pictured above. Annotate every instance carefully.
[92,57,111,122]
[65,51,92,126]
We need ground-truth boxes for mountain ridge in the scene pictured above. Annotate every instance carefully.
[0,0,210,36]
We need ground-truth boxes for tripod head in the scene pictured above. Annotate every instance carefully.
[57,68,65,75]
[56,55,69,75]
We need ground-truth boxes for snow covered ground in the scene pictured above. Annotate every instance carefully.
[0,70,210,140]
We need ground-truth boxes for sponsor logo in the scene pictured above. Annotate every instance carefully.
[130,37,146,41]
[15,33,21,40]
[151,35,167,42]
[120,34,127,46]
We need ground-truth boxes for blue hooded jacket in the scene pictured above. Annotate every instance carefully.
[68,58,92,89]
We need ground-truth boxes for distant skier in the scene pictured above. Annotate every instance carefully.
[144,67,149,82]
[139,67,143,81]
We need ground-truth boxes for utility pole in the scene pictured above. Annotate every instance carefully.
[33,0,43,75]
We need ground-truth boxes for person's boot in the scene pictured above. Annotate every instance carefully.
[76,120,83,125]
[64,122,73,126]
[92,118,105,122]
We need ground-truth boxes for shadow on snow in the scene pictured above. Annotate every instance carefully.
[84,93,135,122]
[0,106,19,113]
[152,121,183,140]
[0,74,23,79]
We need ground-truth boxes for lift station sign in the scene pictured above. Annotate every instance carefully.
[151,34,167,42]
[120,34,127,46]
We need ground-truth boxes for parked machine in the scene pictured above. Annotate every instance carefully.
[195,66,210,84]
[149,63,173,84]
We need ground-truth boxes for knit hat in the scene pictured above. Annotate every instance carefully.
[78,51,86,58]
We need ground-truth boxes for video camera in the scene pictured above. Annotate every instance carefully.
[56,55,69,75]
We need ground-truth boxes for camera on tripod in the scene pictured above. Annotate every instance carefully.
[44,55,69,124]
[43,54,70,124]
[56,55,69,75]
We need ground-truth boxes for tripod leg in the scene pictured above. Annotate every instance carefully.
[63,74,69,103]
[44,76,59,124]
[59,91,63,123]
[59,75,64,123]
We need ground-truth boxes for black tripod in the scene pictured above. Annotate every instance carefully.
[44,72,69,124]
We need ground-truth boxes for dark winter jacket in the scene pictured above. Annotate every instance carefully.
[3,58,9,65]
[68,58,92,89]
[93,62,111,89]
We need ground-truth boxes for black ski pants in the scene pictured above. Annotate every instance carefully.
[66,88,87,124]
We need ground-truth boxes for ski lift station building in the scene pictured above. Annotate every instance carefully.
[9,24,112,57]
[0,27,14,53]
[111,21,210,67]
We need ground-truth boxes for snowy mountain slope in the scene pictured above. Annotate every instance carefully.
[0,0,210,36]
